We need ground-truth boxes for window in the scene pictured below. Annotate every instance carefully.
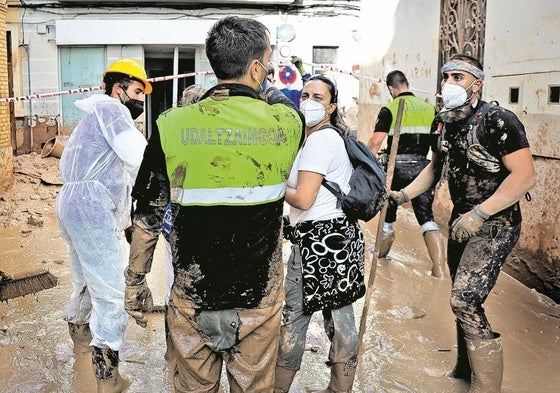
[509,87,519,104]
[312,46,338,65]
[549,85,560,104]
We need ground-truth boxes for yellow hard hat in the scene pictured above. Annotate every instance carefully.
[103,58,152,94]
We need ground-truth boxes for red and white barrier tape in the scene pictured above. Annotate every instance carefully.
[0,70,214,104]
[0,63,438,103]
[276,60,438,97]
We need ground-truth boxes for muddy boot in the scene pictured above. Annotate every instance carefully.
[69,323,95,391]
[315,360,357,393]
[466,333,503,393]
[274,366,297,393]
[446,321,471,381]
[68,322,93,354]
[377,231,395,259]
[92,346,132,393]
[423,230,449,279]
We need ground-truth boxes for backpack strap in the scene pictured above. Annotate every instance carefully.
[316,125,346,208]
[466,101,497,146]
[321,179,344,208]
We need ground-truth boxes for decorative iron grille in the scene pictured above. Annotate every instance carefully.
[437,0,487,98]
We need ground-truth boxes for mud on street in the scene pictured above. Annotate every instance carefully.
[1,153,559,392]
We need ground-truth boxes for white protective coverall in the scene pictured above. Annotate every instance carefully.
[56,94,147,351]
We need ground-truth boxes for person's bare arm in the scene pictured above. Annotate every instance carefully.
[401,150,441,199]
[285,170,324,211]
[479,147,536,215]
[367,131,388,154]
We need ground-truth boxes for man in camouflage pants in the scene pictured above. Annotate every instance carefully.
[389,54,536,392]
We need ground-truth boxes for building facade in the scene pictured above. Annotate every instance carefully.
[5,0,360,152]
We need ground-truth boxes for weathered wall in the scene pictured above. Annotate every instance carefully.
[359,0,560,302]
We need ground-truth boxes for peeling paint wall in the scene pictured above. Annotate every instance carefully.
[360,0,560,302]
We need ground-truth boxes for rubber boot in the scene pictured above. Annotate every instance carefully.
[315,360,357,393]
[68,322,93,354]
[273,366,297,393]
[377,231,395,259]
[466,333,503,393]
[446,321,471,381]
[423,230,448,278]
[69,323,96,392]
[92,346,132,393]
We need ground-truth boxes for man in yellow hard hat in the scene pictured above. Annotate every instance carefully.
[56,58,151,392]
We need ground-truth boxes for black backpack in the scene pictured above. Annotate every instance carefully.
[320,126,387,222]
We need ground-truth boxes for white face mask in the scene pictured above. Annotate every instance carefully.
[300,99,328,127]
[441,80,476,109]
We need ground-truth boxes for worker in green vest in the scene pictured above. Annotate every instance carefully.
[124,16,304,392]
[368,70,448,278]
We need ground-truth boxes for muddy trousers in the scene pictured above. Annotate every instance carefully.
[381,158,436,259]
[167,294,282,393]
[447,221,519,391]
[448,221,521,339]
[275,245,359,392]
[385,157,434,225]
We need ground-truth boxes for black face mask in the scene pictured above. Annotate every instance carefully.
[121,89,145,120]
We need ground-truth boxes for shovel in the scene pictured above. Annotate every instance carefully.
[357,98,405,357]
[0,268,58,302]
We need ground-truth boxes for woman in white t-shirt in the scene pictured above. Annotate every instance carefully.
[275,74,365,393]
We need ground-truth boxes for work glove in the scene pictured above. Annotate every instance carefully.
[291,55,309,80]
[291,55,303,69]
[450,205,490,243]
[387,189,410,207]
[124,269,153,328]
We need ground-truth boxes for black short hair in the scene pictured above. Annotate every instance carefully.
[103,72,135,96]
[205,16,270,80]
[385,70,408,89]
[448,54,483,71]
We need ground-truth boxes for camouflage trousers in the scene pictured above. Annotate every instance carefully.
[276,244,359,371]
[448,220,521,340]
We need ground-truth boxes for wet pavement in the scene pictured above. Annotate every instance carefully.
[1,202,559,392]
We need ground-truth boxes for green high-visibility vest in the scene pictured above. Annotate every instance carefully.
[386,95,434,136]
[157,94,302,206]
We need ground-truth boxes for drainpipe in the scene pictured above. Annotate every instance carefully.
[173,46,179,108]
[19,43,32,153]
[20,6,33,153]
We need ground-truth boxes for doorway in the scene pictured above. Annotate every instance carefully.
[145,47,196,139]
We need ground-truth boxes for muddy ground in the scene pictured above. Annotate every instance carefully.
[0,153,559,392]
